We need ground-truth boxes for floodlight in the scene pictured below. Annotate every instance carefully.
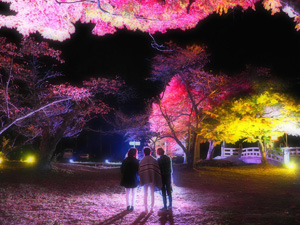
[287,162,296,170]
[26,156,35,163]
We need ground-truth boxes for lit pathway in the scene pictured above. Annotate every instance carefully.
[98,165,223,225]
[1,163,300,224]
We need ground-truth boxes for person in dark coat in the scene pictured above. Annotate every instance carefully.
[120,147,139,211]
[157,147,173,210]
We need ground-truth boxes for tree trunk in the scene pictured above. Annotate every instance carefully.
[149,138,158,158]
[186,150,193,168]
[206,140,215,160]
[35,129,60,171]
[193,134,201,166]
[258,140,269,165]
[153,141,157,158]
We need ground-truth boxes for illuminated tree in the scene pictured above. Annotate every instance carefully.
[150,76,193,161]
[205,81,300,164]
[0,37,123,169]
[197,67,266,160]
[149,44,250,165]
[0,37,64,135]
[0,0,299,41]
[1,136,11,154]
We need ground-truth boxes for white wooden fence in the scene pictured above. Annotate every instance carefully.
[284,147,300,156]
[241,147,261,158]
[221,148,240,157]
[220,146,300,164]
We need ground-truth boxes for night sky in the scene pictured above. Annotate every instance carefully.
[1,2,300,108]
[45,2,300,114]
[1,2,300,159]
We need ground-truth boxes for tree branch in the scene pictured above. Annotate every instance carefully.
[0,97,72,136]
[149,33,174,52]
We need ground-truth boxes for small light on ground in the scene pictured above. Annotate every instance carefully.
[26,156,35,163]
[69,159,74,163]
[105,159,109,163]
[287,162,296,170]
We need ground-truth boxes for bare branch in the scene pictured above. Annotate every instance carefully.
[149,33,174,52]
[0,97,72,136]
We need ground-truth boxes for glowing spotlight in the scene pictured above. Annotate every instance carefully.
[69,159,74,163]
[26,156,35,163]
[271,136,278,141]
[105,159,109,164]
[0,157,3,164]
[287,162,296,170]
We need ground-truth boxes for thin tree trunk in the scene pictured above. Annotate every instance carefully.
[206,140,215,160]
[258,140,268,165]
[193,134,201,166]
[153,141,157,157]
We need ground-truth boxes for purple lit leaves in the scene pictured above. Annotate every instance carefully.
[0,164,205,224]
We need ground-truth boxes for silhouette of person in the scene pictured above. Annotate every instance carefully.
[139,147,162,213]
[157,147,173,210]
[120,148,139,211]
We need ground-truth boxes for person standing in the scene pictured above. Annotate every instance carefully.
[120,148,139,211]
[139,147,162,213]
[157,147,173,210]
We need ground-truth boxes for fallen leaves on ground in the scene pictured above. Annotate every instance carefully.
[0,162,300,224]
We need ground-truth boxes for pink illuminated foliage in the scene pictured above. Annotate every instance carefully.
[149,44,250,165]
[0,37,123,169]
[0,0,299,41]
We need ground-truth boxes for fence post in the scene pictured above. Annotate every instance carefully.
[283,148,290,165]
[239,143,243,158]
[221,141,225,158]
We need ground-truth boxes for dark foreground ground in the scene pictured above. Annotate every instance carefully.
[0,162,300,225]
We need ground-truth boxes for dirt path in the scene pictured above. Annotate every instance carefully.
[0,162,300,224]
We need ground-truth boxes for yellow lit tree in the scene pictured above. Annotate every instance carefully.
[203,86,300,164]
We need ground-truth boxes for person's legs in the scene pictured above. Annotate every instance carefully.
[150,183,155,212]
[131,188,137,210]
[161,176,167,210]
[161,186,167,210]
[166,175,172,208]
[144,184,149,212]
[125,188,130,210]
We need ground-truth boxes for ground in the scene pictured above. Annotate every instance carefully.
[0,162,300,225]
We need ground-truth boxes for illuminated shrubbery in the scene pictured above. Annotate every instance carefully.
[0,0,299,41]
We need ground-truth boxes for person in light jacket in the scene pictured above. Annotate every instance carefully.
[120,148,139,211]
[138,147,162,213]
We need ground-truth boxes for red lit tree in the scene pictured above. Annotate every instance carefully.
[0,37,123,169]
[149,44,250,166]
[0,0,299,41]
[149,76,193,160]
